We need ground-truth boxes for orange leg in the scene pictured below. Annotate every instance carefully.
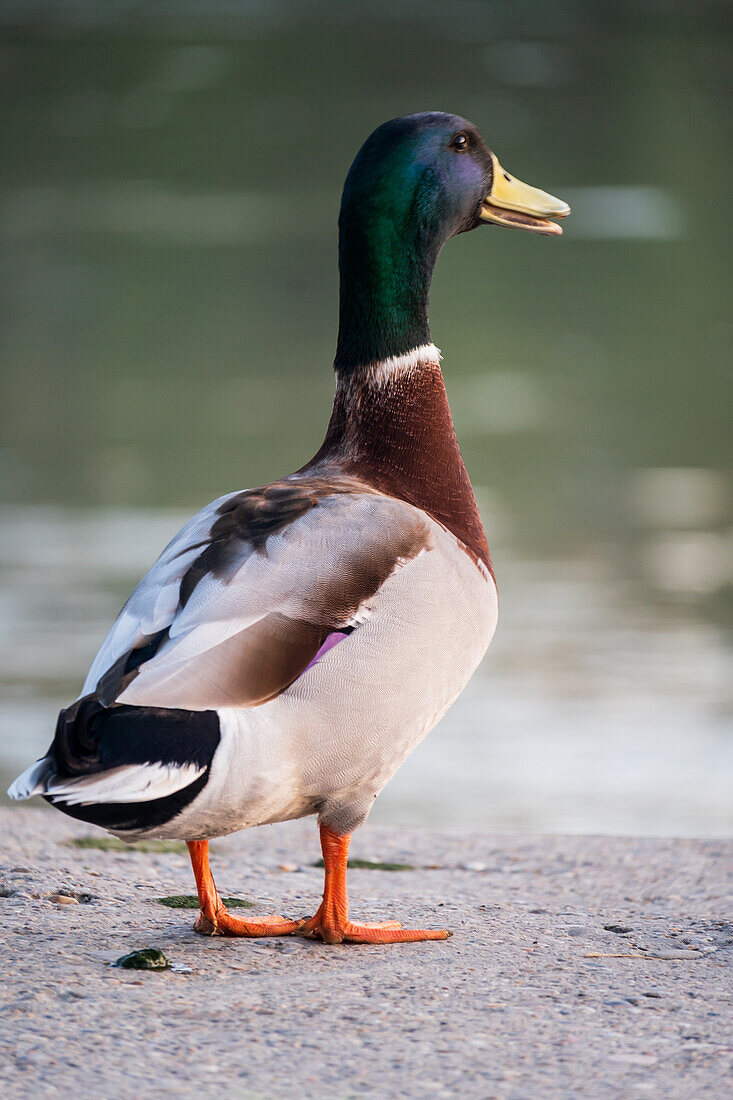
[187,840,301,937]
[297,824,451,944]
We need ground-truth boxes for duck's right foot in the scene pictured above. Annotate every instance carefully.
[194,907,301,938]
[187,838,301,938]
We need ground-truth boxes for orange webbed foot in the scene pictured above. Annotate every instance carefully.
[187,839,300,938]
[186,831,451,947]
[297,822,452,945]
[193,902,299,937]
[297,905,450,944]
[194,905,301,938]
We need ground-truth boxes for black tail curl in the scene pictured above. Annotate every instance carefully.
[52,697,221,777]
[46,696,221,832]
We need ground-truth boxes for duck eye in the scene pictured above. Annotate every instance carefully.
[451,132,469,151]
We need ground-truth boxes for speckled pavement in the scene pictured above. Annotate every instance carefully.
[1,809,730,1099]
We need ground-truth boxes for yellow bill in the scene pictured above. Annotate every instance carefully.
[479,152,570,236]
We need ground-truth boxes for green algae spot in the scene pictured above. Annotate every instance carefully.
[157,895,254,909]
[67,837,187,854]
[312,858,414,872]
[111,947,171,970]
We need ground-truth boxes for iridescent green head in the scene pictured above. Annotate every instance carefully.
[335,112,569,373]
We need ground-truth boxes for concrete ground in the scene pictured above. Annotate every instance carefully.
[0,808,730,1099]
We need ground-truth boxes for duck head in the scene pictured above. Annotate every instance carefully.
[335,112,569,373]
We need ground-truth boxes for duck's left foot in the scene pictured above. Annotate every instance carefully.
[298,905,450,944]
[299,823,452,945]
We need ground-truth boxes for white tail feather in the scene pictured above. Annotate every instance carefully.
[7,757,54,801]
[43,762,204,806]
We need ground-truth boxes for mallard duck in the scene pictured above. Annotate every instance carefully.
[9,113,568,944]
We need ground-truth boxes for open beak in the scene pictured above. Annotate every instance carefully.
[479,152,570,236]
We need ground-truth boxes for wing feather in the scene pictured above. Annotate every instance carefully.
[81,493,233,696]
[84,483,433,711]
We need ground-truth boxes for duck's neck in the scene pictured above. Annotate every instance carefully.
[308,347,491,572]
[334,198,439,372]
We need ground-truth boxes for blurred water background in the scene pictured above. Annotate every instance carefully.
[1,1,731,835]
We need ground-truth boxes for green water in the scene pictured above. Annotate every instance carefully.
[0,2,730,832]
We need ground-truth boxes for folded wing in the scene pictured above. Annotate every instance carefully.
[83,477,433,712]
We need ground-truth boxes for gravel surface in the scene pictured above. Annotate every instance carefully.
[1,808,731,1099]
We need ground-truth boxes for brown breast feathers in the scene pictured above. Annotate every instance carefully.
[307,361,492,574]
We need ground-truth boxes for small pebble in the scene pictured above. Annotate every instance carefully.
[278,863,298,872]
[111,948,171,971]
[47,894,79,906]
